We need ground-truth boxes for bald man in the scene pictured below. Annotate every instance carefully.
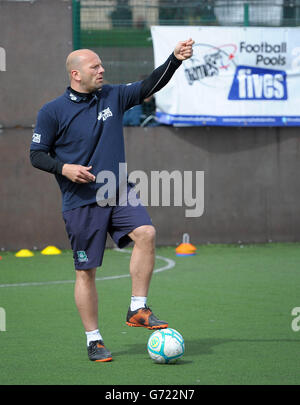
[66,49,104,92]
[30,39,194,362]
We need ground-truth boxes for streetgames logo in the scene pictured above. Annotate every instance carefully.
[98,107,113,121]
[183,43,237,88]
[0,47,6,71]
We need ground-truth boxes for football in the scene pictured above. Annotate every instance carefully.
[147,328,185,364]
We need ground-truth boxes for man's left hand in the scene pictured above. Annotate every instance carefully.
[174,38,195,61]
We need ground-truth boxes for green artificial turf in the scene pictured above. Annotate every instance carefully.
[0,243,300,385]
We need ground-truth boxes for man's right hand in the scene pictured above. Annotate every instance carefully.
[62,164,96,183]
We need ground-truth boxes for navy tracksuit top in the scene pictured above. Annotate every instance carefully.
[30,82,142,211]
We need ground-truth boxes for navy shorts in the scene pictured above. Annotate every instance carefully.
[62,187,152,270]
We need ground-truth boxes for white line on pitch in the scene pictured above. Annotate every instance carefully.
[0,249,176,288]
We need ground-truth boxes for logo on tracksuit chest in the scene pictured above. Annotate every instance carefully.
[97,107,113,122]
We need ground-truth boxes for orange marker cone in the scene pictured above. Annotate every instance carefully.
[175,233,196,256]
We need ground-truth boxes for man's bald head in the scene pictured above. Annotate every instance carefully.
[66,49,105,93]
[66,49,98,76]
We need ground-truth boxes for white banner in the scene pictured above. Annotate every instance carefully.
[151,26,300,126]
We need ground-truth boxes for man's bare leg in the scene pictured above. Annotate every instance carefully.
[74,268,98,332]
[128,225,156,297]
[126,225,168,329]
[75,267,112,361]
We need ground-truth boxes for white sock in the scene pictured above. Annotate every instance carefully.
[85,329,103,346]
[130,296,147,311]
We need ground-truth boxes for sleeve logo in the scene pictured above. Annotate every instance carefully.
[32,133,41,143]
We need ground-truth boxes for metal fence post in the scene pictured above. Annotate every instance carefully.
[72,0,81,50]
[244,2,249,26]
